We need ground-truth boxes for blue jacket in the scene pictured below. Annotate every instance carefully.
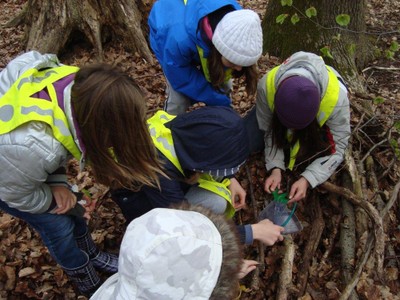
[148,0,241,106]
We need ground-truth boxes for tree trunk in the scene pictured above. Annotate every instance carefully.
[262,0,373,92]
[6,0,153,63]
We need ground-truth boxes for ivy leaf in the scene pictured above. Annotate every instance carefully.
[281,0,293,7]
[305,7,317,18]
[291,13,300,25]
[335,14,350,27]
[320,46,334,59]
[390,41,399,52]
[276,14,289,24]
[373,96,385,104]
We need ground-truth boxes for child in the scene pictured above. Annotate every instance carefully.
[0,51,164,296]
[111,106,284,246]
[148,0,262,115]
[91,203,265,300]
[255,51,351,203]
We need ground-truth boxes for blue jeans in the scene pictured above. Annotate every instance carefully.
[0,199,88,269]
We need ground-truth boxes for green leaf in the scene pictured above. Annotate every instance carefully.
[373,96,385,105]
[320,46,334,59]
[385,50,395,60]
[335,14,350,27]
[276,14,289,24]
[390,41,399,52]
[305,7,317,18]
[281,0,293,7]
[291,13,300,25]
[389,138,400,159]
[394,121,400,132]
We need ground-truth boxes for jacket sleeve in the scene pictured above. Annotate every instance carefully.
[301,84,351,188]
[158,32,231,106]
[0,123,69,214]
[255,75,286,171]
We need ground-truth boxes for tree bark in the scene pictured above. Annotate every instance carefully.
[6,0,153,62]
[262,0,372,92]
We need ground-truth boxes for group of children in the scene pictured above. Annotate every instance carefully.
[0,0,350,299]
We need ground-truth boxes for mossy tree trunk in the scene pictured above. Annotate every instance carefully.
[6,0,154,63]
[262,0,372,92]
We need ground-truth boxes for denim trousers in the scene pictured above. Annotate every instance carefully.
[0,199,88,269]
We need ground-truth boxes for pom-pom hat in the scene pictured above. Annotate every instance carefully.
[212,9,262,67]
[274,76,321,129]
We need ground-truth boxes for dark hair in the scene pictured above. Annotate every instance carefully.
[208,46,258,96]
[71,64,165,190]
[205,6,259,97]
[270,113,333,168]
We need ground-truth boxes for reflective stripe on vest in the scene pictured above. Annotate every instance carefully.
[147,110,235,217]
[265,65,340,170]
[198,174,235,218]
[0,65,81,159]
[147,111,183,174]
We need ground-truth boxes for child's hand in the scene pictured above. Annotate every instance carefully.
[288,177,309,203]
[50,186,77,214]
[229,178,246,210]
[251,219,284,246]
[238,259,259,279]
[264,168,282,193]
[81,195,97,220]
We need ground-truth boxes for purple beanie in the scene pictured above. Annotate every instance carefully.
[274,76,320,129]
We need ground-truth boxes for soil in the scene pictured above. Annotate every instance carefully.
[0,0,399,299]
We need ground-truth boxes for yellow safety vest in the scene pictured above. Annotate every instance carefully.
[147,110,236,218]
[0,65,81,159]
[265,65,340,170]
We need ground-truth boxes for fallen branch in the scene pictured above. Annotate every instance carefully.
[297,192,325,296]
[276,235,295,300]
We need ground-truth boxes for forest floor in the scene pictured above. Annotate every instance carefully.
[0,0,400,299]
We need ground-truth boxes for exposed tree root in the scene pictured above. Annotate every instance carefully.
[3,0,153,62]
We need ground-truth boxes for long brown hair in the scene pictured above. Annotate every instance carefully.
[270,113,332,167]
[208,45,258,96]
[71,64,164,190]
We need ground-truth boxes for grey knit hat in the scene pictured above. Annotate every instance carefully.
[212,9,262,67]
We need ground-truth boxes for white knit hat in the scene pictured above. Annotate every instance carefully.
[212,9,262,67]
[90,208,223,300]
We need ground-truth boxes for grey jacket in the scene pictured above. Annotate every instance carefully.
[256,51,351,188]
[0,51,83,213]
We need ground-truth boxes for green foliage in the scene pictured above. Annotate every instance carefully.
[335,14,351,27]
[276,14,289,24]
[385,49,395,60]
[281,0,293,7]
[320,46,334,59]
[291,13,300,25]
[373,96,385,105]
[394,121,400,132]
[305,7,317,18]
[390,41,399,52]
[389,138,400,159]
